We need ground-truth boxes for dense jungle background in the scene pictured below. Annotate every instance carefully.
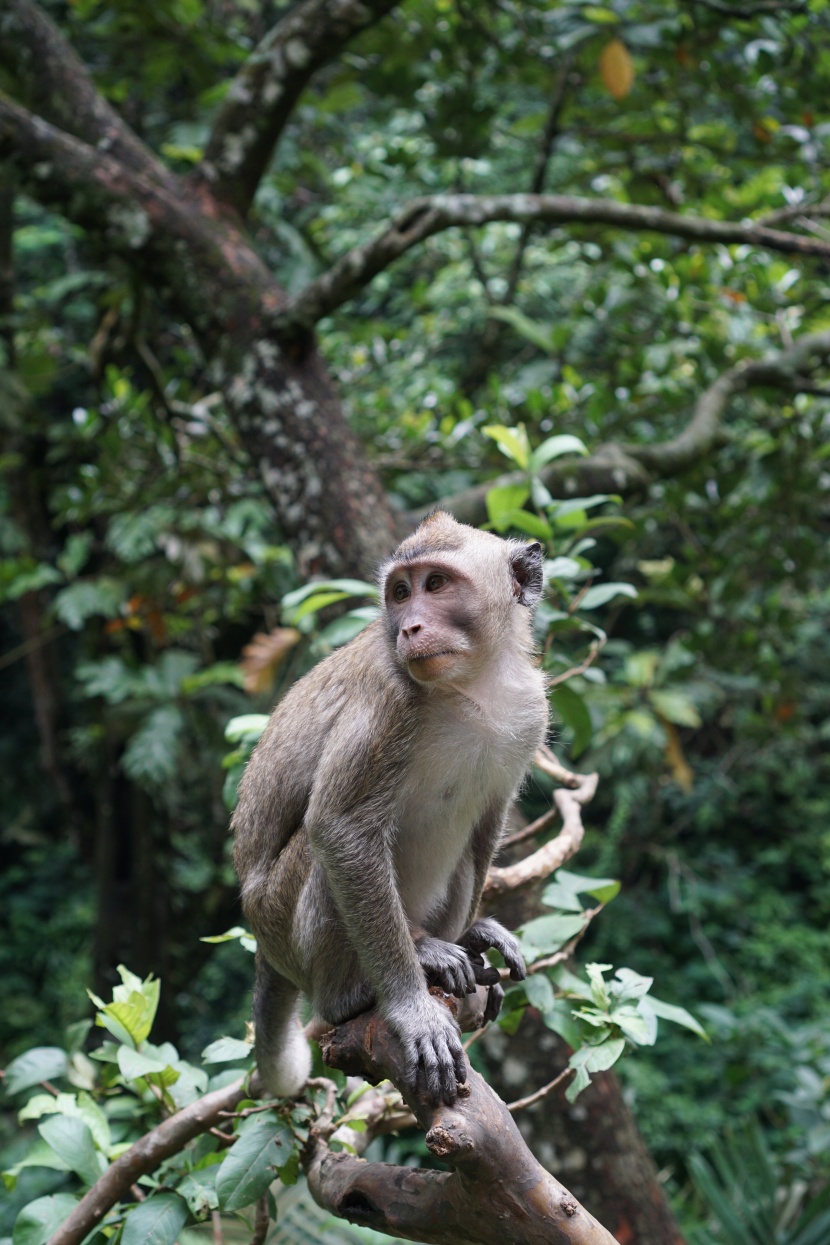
[2,0,830,1242]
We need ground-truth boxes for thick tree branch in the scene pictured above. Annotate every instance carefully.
[0,0,169,185]
[46,1078,247,1245]
[199,0,399,216]
[276,193,830,332]
[430,330,830,527]
[312,1003,616,1245]
[0,92,400,576]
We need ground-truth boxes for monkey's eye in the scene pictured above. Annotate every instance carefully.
[425,573,447,592]
[392,582,410,602]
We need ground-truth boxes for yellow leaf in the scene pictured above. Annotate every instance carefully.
[600,39,634,101]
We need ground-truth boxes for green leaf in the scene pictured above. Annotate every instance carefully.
[38,1116,103,1187]
[121,1192,189,1245]
[3,1139,72,1190]
[281,579,378,610]
[181,662,245,693]
[92,967,160,1045]
[485,483,530,528]
[224,716,269,745]
[56,533,93,579]
[117,1047,180,1087]
[610,968,653,1002]
[554,870,621,904]
[487,307,556,356]
[649,689,702,728]
[612,1005,655,1046]
[200,926,257,952]
[178,1171,219,1220]
[519,913,586,957]
[317,607,378,647]
[500,510,553,541]
[286,590,354,622]
[4,1047,68,1095]
[578,582,638,610]
[544,556,583,581]
[586,963,611,1011]
[12,1193,79,1245]
[641,996,708,1040]
[215,1116,295,1211]
[585,1038,626,1071]
[540,999,583,1049]
[481,423,531,469]
[539,882,584,912]
[19,1091,110,1153]
[201,1037,253,1064]
[565,1064,590,1102]
[552,684,593,758]
[530,435,588,471]
[53,578,127,630]
[522,973,556,1013]
[122,706,184,786]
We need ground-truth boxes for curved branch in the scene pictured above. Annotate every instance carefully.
[0,0,169,185]
[429,330,830,528]
[199,0,399,216]
[311,1003,616,1245]
[46,1078,247,1245]
[484,768,598,904]
[276,192,830,332]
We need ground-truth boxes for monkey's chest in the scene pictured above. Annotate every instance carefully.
[393,709,535,925]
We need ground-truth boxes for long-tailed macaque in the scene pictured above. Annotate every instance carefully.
[232,511,548,1105]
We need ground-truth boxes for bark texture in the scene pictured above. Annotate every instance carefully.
[483,1019,686,1245]
[312,1003,618,1245]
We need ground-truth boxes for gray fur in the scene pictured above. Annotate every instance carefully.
[232,512,548,1105]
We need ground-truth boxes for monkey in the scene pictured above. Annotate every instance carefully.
[232,510,548,1106]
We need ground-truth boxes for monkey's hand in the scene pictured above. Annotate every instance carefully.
[414,935,499,996]
[459,916,526,982]
[386,995,467,1107]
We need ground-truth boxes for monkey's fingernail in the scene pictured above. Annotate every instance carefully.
[457,1081,471,1097]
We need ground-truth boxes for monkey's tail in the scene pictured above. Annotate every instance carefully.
[253,955,311,1098]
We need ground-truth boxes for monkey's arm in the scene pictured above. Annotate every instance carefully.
[309,811,467,1105]
[306,704,467,1106]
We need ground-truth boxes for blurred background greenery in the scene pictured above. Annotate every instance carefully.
[2,1,830,1241]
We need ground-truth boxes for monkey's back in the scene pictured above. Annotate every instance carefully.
[232,622,416,905]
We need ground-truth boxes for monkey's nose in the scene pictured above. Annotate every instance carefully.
[401,622,422,638]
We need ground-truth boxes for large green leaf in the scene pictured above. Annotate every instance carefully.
[38,1116,103,1187]
[4,1047,68,1095]
[121,1192,189,1245]
[12,1194,79,1245]
[215,1116,295,1211]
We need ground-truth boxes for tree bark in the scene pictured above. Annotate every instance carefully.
[482,1019,685,1245]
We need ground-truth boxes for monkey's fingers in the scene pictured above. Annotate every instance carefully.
[466,949,501,986]
[416,1034,459,1106]
[483,982,505,1024]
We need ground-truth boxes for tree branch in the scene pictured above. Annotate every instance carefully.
[311,1002,616,1245]
[483,768,598,904]
[199,0,399,216]
[276,192,830,332]
[46,1078,247,1245]
[0,0,169,185]
[427,330,830,528]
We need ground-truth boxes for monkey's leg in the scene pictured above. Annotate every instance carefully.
[253,954,311,1098]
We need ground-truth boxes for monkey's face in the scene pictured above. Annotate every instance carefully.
[384,560,482,685]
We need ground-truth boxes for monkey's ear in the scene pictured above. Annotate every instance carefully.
[510,541,544,607]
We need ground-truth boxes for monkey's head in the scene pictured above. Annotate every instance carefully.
[379,511,544,686]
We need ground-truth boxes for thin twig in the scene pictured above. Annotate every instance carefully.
[249,1194,269,1245]
[507,1066,575,1114]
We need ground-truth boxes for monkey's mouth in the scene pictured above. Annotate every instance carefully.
[407,649,458,663]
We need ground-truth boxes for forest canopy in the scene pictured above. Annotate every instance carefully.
[1,1,830,1243]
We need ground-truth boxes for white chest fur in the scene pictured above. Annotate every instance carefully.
[393,658,547,924]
